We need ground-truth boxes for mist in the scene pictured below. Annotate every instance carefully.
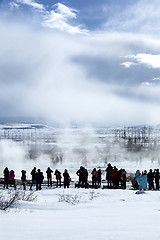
[1,126,160,180]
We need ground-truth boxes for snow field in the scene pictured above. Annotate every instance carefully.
[1,187,160,240]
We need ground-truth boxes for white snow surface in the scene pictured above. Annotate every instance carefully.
[1,186,160,240]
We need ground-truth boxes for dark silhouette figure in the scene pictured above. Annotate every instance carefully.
[147,169,154,190]
[21,170,26,190]
[155,169,160,190]
[84,168,88,187]
[97,169,102,186]
[63,169,70,188]
[105,163,113,187]
[46,167,53,187]
[35,169,44,191]
[76,166,86,187]
[118,168,123,187]
[3,167,9,189]
[54,169,62,187]
[121,169,126,189]
[30,167,36,190]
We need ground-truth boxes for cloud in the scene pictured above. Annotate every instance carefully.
[53,2,77,18]
[14,0,45,10]
[1,1,160,126]
[42,3,88,34]
[102,0,160,36]
[152,77,160,81]
[121,62,136,68]
[121,54,160,69]
[10,0,88,34]
[0,18,160,126]
[134,54,160,68]
[9,2,19,9]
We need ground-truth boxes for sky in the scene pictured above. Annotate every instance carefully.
[1,0,160,126]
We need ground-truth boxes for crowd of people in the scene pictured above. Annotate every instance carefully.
[2,164,126,190]
[2,164,160,191]
[133,168,160,190]
[3,167,65,191]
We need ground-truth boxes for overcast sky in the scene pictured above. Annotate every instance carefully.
[1,0,160,126]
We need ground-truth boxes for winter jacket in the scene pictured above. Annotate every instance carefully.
[35,172,44,184]
[63,171,70,183]
[46,168,53,178]
[97,170,101,182]
[91,169,98,178]
[21,170,26,182]
[54,170,62,179]
[4,168,9,181]
[147,171,154,181]
[9,170,15,181]
[113,169,118,179]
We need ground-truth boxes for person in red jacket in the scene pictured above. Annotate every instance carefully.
[112,166,118,187]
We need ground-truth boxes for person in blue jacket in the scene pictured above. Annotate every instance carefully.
[35,169,44,191]
[97,169,102,186]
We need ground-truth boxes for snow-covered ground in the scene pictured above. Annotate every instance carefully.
[1,185,160,240]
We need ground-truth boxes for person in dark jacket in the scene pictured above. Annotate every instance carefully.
[118,168,123,188]
[54,169,62,187]
[97,169,102,186]
[105,163,113,187]
[154,169,160,190]
[147,169,154,190]
[76,166,86,187]
[3,167,9,189]
[35,169,44,191]
[63,169,70,188]
[46,167,53,187]
[30,167,36,190]
[84,168,88,187]
[121,169,127,189]
[21,170,26,190]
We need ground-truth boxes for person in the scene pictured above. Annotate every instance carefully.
[46,167,53,187]
[3,167,9,189]
[97,169,102,186]
[21,170,26,190]
[30,167,36,190]
[76,166,86,187]
[112,166,118,187]
[105,163,113,187]
[147,169,154,190]
[54,169,62,187]
[84,168,89,187]
[35,169,44,191]
[63,169,70,188]
[133,169,141,189]
[118,168,123,187]
[8,170,16,189]
[136,170,147,190]
[91,168,98,187]
[154,169,160,190]
[121,169,127,189]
